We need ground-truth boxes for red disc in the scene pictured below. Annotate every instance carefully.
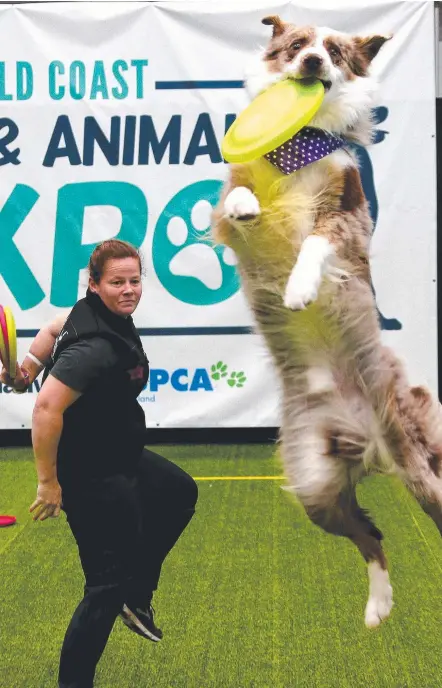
[0,515,16,527]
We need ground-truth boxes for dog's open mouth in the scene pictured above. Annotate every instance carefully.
[296,76,332,91]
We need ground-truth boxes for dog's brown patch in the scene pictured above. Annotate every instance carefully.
[341,167,365,212]
[410,385,432,408]
[327,432,363,461]
[264,23,315,72]
[350,35,392,77]
[323,36,358,81]
[429,454,441,477]
[262,15,287,39]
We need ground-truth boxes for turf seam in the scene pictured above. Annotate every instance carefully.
[0,522,30,557]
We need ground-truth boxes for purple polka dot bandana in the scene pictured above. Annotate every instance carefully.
[264,127,345,175]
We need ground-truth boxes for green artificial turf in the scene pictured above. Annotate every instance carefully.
[1,444,442,687]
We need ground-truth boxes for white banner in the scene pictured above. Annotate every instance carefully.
[0,0,437,428]
[2,334,278,429]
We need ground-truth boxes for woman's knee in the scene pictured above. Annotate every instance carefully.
[138,449,198,508]
[177,471,198,509]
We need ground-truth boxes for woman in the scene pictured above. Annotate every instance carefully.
[2,239,198,688]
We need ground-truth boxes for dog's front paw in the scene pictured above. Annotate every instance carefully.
[224,187,260,221]
[283,267,321,311]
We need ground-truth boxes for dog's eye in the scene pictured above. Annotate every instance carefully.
[290,42,302,51]
[267,49,279,60]
[328,46,341,58]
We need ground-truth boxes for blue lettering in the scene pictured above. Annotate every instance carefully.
[83,116,120,166]
[123,116,136,166]
[149,369,169,392]
[131,59,148,99]
[51,181,148,306]
[70,61,85,100]
[138,115,181,165]
[0,63,12,101]
[90,61,109,100]
[48,61,65,100]
[17,62,33,101]
[43,115,82,167]
[0,378,40,394]
[184,113,222,165]
[171,369,188,392]
[190,369,213,392]
[0,184,44,309]
[112,60,129,100]
[225,113,236,133]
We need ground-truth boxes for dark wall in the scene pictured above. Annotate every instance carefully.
[0,426,278,447]
[437,98,442,401]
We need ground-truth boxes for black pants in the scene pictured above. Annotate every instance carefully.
[58,448,198,688]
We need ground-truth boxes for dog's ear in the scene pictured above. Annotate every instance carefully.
[349,34,392,76]
[262,15,288,39]
[354,34,392,64]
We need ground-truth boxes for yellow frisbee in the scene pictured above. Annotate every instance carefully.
[4,307,17,378]
[222,78,325,164]
[0,308,7,370]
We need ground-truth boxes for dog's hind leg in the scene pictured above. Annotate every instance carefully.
[398,464,442,535]
[393,386,442,535]
[303,488,393,628]
[347,493,394,629]
[283,427,393,628]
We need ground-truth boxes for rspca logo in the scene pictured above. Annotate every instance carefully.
[138,361,247,403]
[0,362,247,398]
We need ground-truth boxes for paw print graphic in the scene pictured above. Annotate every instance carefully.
[227,371,247,388]
[211,361,228,380]
[152,180,240,305]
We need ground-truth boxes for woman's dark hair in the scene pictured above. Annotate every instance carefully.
[88,239,143,284]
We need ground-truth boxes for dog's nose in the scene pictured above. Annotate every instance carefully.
[303,54,323,72]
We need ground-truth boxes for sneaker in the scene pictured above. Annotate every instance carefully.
[120,603,163,642]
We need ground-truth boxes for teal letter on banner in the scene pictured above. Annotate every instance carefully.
[51,181,148,306]
[0,184,44,309]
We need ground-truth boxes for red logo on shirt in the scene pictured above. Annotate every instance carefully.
[128,365,144,380]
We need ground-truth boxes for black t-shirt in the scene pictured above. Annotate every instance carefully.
[50,339,118,393]
[47,295,150,491]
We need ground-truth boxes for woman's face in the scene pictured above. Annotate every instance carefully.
[89,257,142,317]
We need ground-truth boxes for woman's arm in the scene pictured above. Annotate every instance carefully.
[30,374,81,521]
[23,312,69,380]
[0,312,68,390]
